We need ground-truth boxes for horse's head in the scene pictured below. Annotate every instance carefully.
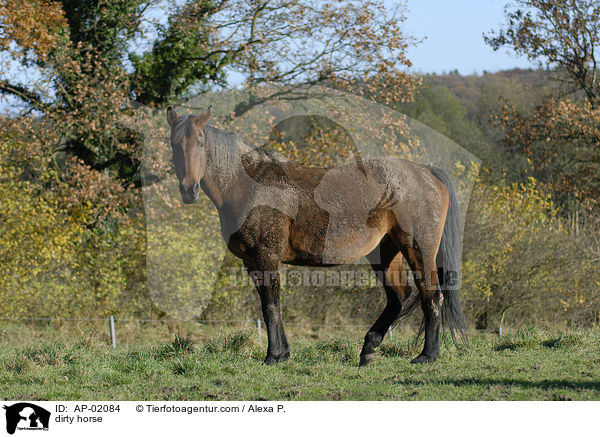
[166,105,212,204]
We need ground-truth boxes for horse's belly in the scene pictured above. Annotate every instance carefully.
[320,227,385,263]
[287,225,385,265]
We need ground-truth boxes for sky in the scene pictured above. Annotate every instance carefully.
[402,0,535,75]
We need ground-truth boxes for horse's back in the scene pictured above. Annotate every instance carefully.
[280,156,446,265]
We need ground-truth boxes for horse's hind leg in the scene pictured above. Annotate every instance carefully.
[403,242,442,364]
[359,236,412,366]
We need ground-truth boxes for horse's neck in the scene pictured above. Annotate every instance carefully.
[201,129,250,209]
[201,127,292,212]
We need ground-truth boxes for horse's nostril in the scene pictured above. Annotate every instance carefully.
[180,182,200,202]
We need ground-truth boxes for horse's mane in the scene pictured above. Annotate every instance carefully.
[203,124,292,188]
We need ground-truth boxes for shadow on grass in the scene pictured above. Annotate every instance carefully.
[541,334,583,349]
[394,377,600,392]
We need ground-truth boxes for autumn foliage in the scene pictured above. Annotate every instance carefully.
[495,98,600,214]
[0,0,598,328]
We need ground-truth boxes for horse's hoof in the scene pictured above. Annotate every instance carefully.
[359,353,377,367]
[410,354,436,364]
[264,352,290,365]
[279,351,290,362]
[264,356,278,365]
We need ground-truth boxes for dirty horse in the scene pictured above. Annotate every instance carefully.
[166,106,466,366]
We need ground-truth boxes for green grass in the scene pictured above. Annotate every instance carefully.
[1,322,599,400]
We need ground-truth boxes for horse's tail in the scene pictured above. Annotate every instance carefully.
[430,166,467,346]
[395,166,467,346]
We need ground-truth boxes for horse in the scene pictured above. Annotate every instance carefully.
[165,105,466,366]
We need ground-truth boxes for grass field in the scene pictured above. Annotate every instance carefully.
[1,322,599,400]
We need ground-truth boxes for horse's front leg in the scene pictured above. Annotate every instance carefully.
[244,259,290,365]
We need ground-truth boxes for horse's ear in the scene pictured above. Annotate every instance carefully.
[194,104,212,127]
[166,106,178,127]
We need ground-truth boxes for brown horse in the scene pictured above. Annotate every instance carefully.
[166,105,466,365]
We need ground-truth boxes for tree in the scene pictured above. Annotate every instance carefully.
[461,177,597,329]
[494,98,600,214]
[0,0,419,320]
[485,0,600,108]
[0,0,417,186]
[486,0,600,215]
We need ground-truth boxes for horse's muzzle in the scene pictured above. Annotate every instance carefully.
[180,182,200,204]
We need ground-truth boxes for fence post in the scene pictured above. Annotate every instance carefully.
[388,326,393,341]
[109,315,116,348]
[498,326,502,338]
[257,319,262,340]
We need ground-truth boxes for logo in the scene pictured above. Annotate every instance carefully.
[3,403,50,434]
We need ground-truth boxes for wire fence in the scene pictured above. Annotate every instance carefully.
[0,315,373,327]
[0,316,502,348]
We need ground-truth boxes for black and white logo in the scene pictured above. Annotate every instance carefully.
[3,403,50,434]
